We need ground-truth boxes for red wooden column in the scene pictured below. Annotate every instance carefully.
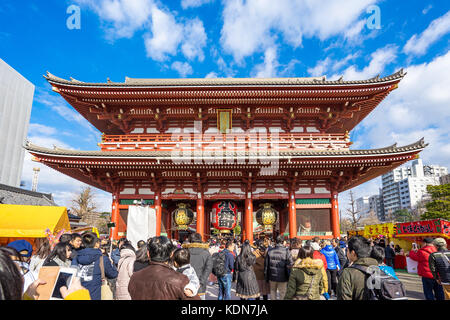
[110,192,120,240]
[288,191,297,239]
[196,194,205,241]
[244,193,254,244]
[155,191,162,236]
[331,190,340,238]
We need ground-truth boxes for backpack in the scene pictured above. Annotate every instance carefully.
[350,264,408,300]
[431,251,450,283]
[212,250,227,277]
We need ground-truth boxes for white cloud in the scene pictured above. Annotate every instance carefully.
[171,61,193,77]
[403,11,450,56]
[28,123,57,136]
[333,44,397,80]
[181,0,214,9]
[75,0,154,39]
[251,46,279,78]
[205,71,218,78]
[422,5,433,15]
[181,18,207,62]
[220,0,378,62]
[144,6,184,61]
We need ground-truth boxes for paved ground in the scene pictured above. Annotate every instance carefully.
[205,270,425,300]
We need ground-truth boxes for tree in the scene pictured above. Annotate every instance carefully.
[393,209,413,223]
[360,209,381,226]
[71,186,99,226]
[346,190,362,229]
[421,184,450,220]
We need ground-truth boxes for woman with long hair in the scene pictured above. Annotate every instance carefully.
[43,242,72,267]
[29,238,51,274]
[234,240,260,300]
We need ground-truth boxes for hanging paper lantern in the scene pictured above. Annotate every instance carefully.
[211,200,237,233]
[173,203,194,230]
[255,203,277,233]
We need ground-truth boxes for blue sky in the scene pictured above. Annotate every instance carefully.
[1,0,449,212]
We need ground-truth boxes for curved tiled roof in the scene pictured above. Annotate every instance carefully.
[24,138,427,159]
[45,70,405,88]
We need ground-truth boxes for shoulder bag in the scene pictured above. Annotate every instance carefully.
[99,256,114,300]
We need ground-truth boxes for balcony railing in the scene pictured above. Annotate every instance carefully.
[99,133,351,152]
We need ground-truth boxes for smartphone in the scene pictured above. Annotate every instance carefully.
[50,267,77,300]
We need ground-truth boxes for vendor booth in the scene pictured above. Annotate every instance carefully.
[0,204,71,251]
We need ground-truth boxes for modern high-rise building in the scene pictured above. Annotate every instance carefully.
[356,193,385,221]
[381,158,447,217]
[0,58,34,187]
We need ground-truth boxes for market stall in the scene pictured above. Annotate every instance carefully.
[394,219,450,273]
[0,204,71,250]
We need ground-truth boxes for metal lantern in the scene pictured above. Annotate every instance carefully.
[255,203,278,233]
[173,203,194,230]
[211,200,237,233]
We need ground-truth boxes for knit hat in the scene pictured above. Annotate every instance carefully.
[423,237,434,244]
[7,240,33,257]
[433,237,447,248]
[311,242,321,251]
[339,240,346,248]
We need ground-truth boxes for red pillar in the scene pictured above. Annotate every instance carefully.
[331,190,340,238]
[279,209,286,236]
[196,195,205,241]
[245,195,254,244]
[110,192,120,240]
[288,191,297,239]
[155,191,162,236]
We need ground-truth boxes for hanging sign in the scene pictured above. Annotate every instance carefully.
[211,200,237,232]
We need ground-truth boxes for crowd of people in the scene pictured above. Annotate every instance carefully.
[0,231,449,301]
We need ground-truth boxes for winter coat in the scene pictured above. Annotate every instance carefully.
[128,261,200,300]
[29,256,46,274]
[409,245,437,279]
[71,248,118,300]
[428,249,450,284]
[182,242,213,294]
[320,245,341,270]
[336,257,378,300]
[176,264,200,296]
[234,253,260,299]
[264,244,293,282]
[252,248,266,281]
[43,256,71,268]
[111,248,121,266]
[284,258,325,300]
[385,246,395,259]
[116,248,136,300]
[223,249,235,274]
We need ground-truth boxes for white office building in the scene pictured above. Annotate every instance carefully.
[0,58,34,187]
[382,158,447,218]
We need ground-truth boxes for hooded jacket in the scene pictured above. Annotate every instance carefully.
[182,242,213,294]
[409,245,437,279]
[284,258,325,300]
[71,248,118,300]
[337,257,378,300]
[321,245,341,270]
[116,248,136,300]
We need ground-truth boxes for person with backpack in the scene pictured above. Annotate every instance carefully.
[409,237,444,300]
[370,245,399,280]
[428,238,449,300]
[336,235,378,300]
[212,240,235,300]
[71,232,118,300]
[264,235,293,300]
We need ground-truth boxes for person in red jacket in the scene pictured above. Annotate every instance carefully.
[409,238,445,300]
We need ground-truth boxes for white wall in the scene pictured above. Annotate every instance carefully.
[0,59,34,187]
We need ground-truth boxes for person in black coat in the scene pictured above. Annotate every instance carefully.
[234,240,260,300]
[264,235,293,300]
[385,241,396,268]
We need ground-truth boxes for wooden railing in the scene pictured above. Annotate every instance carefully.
[99,133,351,152]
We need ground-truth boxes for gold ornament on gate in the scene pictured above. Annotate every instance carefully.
[255,203,277,233]
[173,203,194,230]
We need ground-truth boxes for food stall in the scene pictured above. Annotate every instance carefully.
[0,204,71,251]
[394,219,450,273]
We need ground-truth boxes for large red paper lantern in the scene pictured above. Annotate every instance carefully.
[211,200,237,233]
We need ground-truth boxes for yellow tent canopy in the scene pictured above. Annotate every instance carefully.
[0,204,71,238]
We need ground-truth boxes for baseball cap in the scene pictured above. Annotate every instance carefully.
[433,237,447,248]
[7,240,33,258]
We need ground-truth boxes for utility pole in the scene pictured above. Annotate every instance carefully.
[32,167,40,192]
